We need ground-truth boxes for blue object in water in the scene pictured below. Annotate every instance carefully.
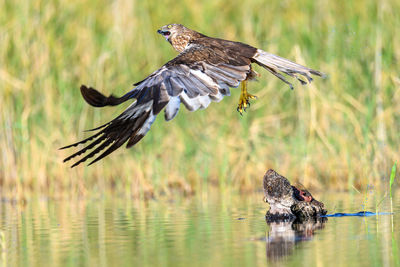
[322,211,392,217]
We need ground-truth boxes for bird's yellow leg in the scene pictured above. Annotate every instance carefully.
[237,79,257,114]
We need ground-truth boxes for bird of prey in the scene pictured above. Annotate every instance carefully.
[61,24,324,167]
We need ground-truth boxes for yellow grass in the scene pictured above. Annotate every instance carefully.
[1,0,399,198]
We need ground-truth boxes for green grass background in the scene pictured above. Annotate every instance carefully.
[1,0,399,198]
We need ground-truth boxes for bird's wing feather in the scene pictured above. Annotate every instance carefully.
[61,46,250,167]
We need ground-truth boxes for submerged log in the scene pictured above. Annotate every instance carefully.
[263,169,327,221]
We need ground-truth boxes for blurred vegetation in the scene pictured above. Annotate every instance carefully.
[0,0,399,198]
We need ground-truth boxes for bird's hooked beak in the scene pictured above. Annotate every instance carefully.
[157,29,171,40]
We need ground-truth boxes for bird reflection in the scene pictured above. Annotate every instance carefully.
[265,217,327,261]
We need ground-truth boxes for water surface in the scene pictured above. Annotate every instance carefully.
[1,192,399,266]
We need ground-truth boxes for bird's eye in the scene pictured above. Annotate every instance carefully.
[167,25,172,29]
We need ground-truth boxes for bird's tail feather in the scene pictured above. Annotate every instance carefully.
[252,49,325,89]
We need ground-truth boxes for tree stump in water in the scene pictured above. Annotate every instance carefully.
[263,169,327,221]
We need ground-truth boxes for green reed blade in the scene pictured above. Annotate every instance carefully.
[389,163,396,198]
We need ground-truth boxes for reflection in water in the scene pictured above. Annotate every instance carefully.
[0,193,399,266]
[265,218,327,261]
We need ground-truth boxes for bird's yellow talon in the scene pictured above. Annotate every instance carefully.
[237,80,257,114]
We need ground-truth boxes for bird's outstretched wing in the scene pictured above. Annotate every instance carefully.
[61,46,251,167]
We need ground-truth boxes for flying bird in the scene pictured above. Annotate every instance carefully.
[61,24,324,167]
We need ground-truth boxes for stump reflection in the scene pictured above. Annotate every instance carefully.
[265,217,327,261]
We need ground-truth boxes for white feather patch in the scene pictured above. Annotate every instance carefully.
[209,91,224,102]
[190,69,219,91]
[197,95,211,109]
[164,96,181,121]
[179,92,201,111]
[137,111,156,135]
[179,92,215,111]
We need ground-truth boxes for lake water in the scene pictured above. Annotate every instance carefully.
[1,191,399,266]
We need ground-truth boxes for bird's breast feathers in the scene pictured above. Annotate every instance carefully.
[170,35,191,53]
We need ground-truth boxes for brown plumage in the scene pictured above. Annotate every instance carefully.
[61,23,325,167]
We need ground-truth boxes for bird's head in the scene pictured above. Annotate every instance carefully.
[157,24,181,41]
[157,24,201,52]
